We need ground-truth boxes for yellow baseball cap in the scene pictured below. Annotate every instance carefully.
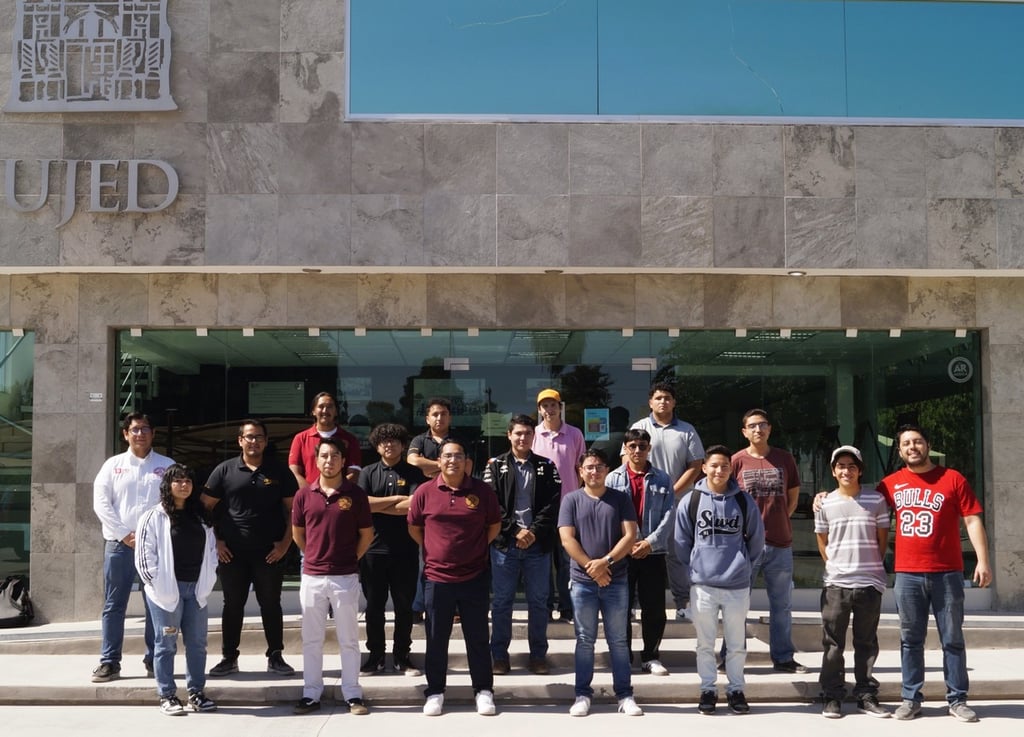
[536,389,561,404]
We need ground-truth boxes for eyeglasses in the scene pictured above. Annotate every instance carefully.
[745,422,770,430]
[128,427,152,436]
[581,464,607,473]
[625,443,650,451]
[440,452,466,461]
[241,434,266,443]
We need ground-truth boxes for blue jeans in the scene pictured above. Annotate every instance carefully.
[147,581,208,699]
[569,577,632,700]
[693,583,749,694]
[101,540,154,666]
[490,545,550,661]
[751,544,796,664]
[894,571,968,705]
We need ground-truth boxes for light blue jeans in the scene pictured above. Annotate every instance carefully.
[569,577,632,699]
[750,544,796,664]
[148,581,207,699]
[490,545,550,661]
[693,583,749,694]
[894,571,968,705]
[101,540,154,667]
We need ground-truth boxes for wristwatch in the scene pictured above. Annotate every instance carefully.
[605,555,615,565]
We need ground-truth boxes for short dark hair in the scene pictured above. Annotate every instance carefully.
[238,419,268,437]
[315,435,348,456]
[580,447,610,467]
[507,414,537,433]
[368,423,410,448]
[121,412,151,432]
[648,382,676,400]
[310,391,337,413]
[623,428,651,444]
[896,423,930,446]
[742,408,770,425]
[425,397,451,413]
[439,438,467,456]
[703,444,732,462]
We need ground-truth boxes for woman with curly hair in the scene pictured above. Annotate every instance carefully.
[135,463,218,716]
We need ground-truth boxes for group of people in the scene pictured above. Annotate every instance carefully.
[91,385,991,722]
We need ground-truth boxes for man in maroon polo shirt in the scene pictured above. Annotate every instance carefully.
[407,440,501,717]
[289,392,362,485]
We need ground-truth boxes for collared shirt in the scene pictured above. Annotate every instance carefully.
[203,454,298,552]
[628,414,705,488]
[532,421,586,496]
[408,429,464,461]
[357,459,425,555]
[288,424,363,482]
[93,449,174,541]
[292,480,372,576]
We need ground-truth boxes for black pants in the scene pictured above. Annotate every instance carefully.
[360,551,418,657]
[819,585,882,699]
[217,549,285,658]
[423,572,492,696]
[627,554,667,662]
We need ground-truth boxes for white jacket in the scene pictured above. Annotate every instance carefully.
[135,504,218,612]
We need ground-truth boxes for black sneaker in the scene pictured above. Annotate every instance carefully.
[361,653,385,674]
[393,655,422,676]
[187,690,217,712]
[91,662,120,683]
[293,697,321,714]
[772,660,808,674]
[209,657,238,677]
[727,691,750,714]
[698,690,717,715]
[822,698,842,719]
[159,695,186,716]
[267,650,295,676]
[857,695,890,718]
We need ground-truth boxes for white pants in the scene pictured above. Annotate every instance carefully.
[691,583,750,693]
[299,573,362,701]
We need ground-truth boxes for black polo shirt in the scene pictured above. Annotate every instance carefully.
[408,430,465,461]
[203,454,298,553]
[357,459,425,556]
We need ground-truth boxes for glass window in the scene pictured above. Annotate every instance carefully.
[0,331,34,579]
[116,328,983,584]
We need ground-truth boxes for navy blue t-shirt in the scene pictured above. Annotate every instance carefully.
[557,487,637,583]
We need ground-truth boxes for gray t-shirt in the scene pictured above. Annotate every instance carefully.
[628,414,705,488]
[557,487,637,583]
[814,488,890,592]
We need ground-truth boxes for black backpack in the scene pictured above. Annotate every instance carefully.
[686,489,751,543]
[0,576,34,628]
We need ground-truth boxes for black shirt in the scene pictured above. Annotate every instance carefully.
[171,512,206,582]
[357,459,425,556]
[203,454,298,553]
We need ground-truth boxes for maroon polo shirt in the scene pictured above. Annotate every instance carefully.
[407,474,500,584]
[292,479,372,576]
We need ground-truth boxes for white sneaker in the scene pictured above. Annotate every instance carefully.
[423,693,444,716]
[641,659,669,676]
[618,696,644,716]
[569,695,591,716]
[475,689,496,716]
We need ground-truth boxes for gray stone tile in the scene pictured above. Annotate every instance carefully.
[496,274,566,328]
[207,124,278,194]
[62,125,134,197]
[977,279,1024,345]
[714,125,783,196]
[996,128,1024,198]
[279,123,351,194]
[160,51,209,123]
[426,275,498,328]
[784,125,855,197]
[641,196,713,268]
[425,125,496,194]
[280,52,345,123]
[926,199,996,270]
[76,343,108,415]
[0,277,9,327]
[131,195,206,266]
[168,0,210,55]
[497,124,568,195]
[217,274,288,326]
[10,275,79,343]
[905,277,976,327]
[0,207,60,266]
[31,347,78,416]
[569,196,641,266]
[29,483,76,549]
[772,276,842,327]
[351,123,424,195]
[351,195,425,266]
[989,343,1024,412]
[149,273,220,326]
[785,198,856,269]
[424,194,496,266]
[569,125,641,195]
[496,195,569,267]
[855,127,926,198]
[59,212,133,266]
[357,275,427,328]
[27,552,76,622]
[0,122,63,156]
[76,410,107,493]
[925,128,995,199]
[284,274,358,327]
[79,274,148,343]
[134,123,208,196]
[996,199,1024,268]
[206,194,279,265]
[277,194,351,266]
[713,196,784,268]
[564,275,636,328]
[211,0,280,52]
[855,198,926,269]
[839,277,909,328]
[634,275,704,328]
[642,124,713,196]
[282,0,346,53]
[703,275,774,328]
[208,53,279,123]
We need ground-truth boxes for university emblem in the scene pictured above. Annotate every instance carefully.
[465,494,480,509]
[5,0,176,112]
[337,497,353,511]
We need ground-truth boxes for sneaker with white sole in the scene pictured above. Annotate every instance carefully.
[641,659,669,676]
[476,689,496,715]
[857,695,890,718]
[159,695,186,716]
[569,695,591,716]
[618,696,644,716]
[423,693,444,716]
[948,702,978,722]
[894,699,922,721]
[187,691,217,712]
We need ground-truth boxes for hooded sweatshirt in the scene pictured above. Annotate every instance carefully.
[674,477,765,590]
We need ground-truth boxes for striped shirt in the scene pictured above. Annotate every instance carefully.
[814,487,890,592]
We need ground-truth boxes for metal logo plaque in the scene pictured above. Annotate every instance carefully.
[5,0,176,112]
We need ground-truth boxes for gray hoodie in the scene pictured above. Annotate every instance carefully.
[674,477,765,590]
